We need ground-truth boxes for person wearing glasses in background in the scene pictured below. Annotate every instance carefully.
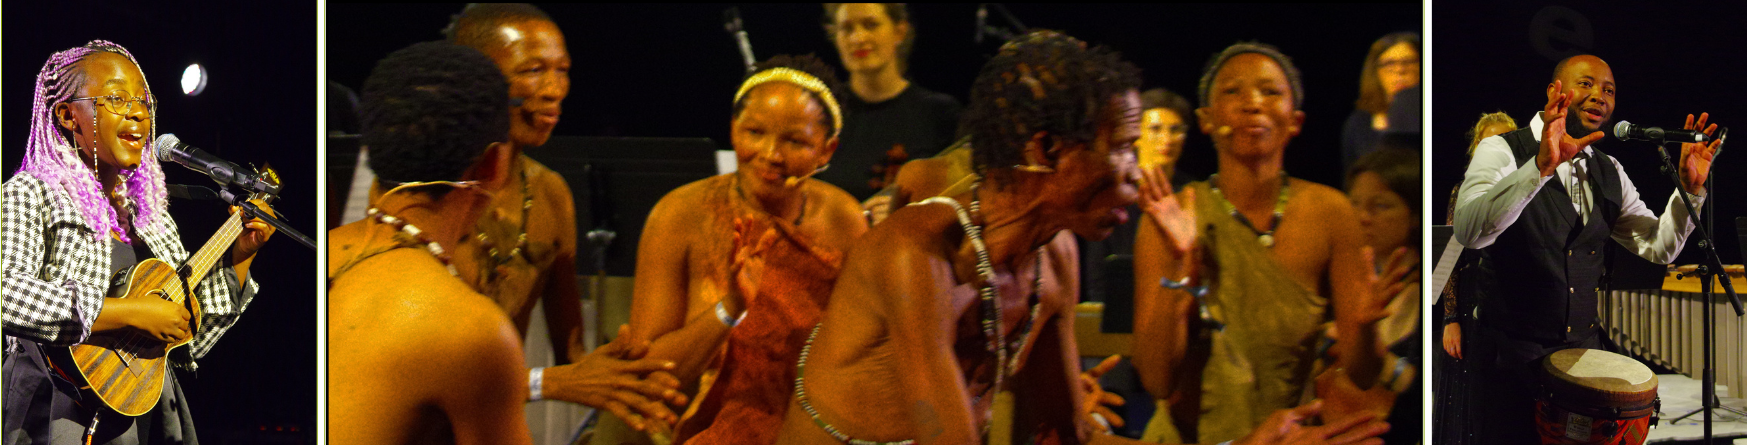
[1340,32,1419,171]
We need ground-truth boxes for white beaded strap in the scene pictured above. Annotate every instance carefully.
[528,367,545,402]
[795,323,915,445]
[912,197,993,283]
[715,301,747,328]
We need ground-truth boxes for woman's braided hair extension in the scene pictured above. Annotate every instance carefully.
[17,41,166,243]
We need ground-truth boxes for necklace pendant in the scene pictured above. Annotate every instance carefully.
[1258,234,1275,247]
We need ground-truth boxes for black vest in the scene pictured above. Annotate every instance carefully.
[1473,127,1624,343]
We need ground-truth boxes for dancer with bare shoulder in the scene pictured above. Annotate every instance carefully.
[328,42,685,444]
[440,3,587,363]
[1130,43,1414,444]
[776,31,1387,445]
[622,54,867,445]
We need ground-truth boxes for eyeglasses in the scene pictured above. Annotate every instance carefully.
[68,91,156,117]
[1377,58,1420,71]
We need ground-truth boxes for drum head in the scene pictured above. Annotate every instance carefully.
[1539,349,1659,419]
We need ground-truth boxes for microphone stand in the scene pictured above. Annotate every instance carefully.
[974,4,1025,45]
[723,7,756,74]
[571,163,615,443]
[1649,131,1744,444]
[217,186,316,251]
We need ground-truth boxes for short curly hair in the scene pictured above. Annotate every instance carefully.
[442,3,553,50]
[963,30,1142,187]
[361,41,510,188]
[732,54,848,136]
[1197,42,1304,110]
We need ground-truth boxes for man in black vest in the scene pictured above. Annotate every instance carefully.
[1448,54,1720,443]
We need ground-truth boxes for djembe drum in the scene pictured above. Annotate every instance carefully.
[1533,348,1659,445]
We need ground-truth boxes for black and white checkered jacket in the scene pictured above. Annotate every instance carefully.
[2,172,258,370]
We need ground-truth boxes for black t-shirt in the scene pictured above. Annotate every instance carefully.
[820,83,962,200]
[1341,109,1382,173]
[108,236,151,292]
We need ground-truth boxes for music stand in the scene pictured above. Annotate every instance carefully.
[326,134,361,230]
[1100,255,1134,333]
[1431,225,1453,259]
[1738,217,1747,276]
[522,136,721,277]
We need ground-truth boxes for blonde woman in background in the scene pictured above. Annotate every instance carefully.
[1440,112,1514,359]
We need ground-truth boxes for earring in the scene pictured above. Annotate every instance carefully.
[1013,163,1056,174]
[89,114,100,173]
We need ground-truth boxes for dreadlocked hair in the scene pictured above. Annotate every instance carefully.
[17,40,167,243]
[361,41,510,194]
[732,54,847,135]
[964,30,1142,188]
[443,3,553,51]
[1197,42,1304,110]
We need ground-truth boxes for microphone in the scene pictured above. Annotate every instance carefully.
[784,164,828,188]
[723,8,756,74]
[154,134,282,196]
[975,5,988,44]
[1613,120,1707,144]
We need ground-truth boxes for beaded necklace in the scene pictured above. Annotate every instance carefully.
[1208,172,1290,248]
[794,189,1042,444]
[366,207,457,277]
[474,167,531,280]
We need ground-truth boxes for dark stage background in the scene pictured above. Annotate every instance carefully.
[1432,1,1747,267]
[327,3,1420,204]
[3,1,318,442]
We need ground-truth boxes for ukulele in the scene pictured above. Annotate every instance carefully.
[50,167,280,416]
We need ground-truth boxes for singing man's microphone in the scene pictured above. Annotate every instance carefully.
[1613,120,1708,144]
[154,133,282,196]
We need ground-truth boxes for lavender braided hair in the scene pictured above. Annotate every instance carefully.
[16,40,167,243]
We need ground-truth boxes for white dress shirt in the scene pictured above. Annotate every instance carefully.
[1453,112,1702,263]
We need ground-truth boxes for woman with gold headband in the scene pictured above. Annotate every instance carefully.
[620,55,867,445]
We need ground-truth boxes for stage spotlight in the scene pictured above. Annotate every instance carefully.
[181,63,208,96]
